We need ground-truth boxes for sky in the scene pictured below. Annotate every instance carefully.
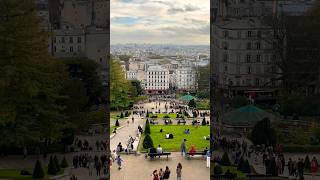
[111,0,210,45]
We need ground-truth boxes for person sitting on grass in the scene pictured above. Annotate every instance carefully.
[183,129,188,134]
[189,145,197,156]
[156,145,163,154]
[113,128,117,134]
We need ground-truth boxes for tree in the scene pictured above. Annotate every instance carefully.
[115,119,120,127]
[251,118,277,146]
[62,58,103,107]
[110,59,130,110]
[53,155,60,172]
[60,156,68,168]
[237,156,245,172]
[129,80,143,96]
[120,112,124,118]
[230,96,249,108]
[143,134,154,149]
[32,160,44,179]
[0,0,67,150]
[145,119,151,135]
[48,156,58,175]
[202,118,206,126]
[243,160,251,173]
[188,99,196,108]
[220,152,231,166]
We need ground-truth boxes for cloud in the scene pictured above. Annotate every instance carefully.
[111,0,209,45]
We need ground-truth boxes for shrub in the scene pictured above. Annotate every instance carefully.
[237,156,245,171]
[115,119,120,127]
[202,118,206,126]
[33,160,44,179]
[176,114,180,118]
[251,118,277,146]
[243,160,251,173]
[54,155,60,172]
[61,156,68,168]
[220,152,231,166]
[145,119,151,135]
[188,99,196,108]
[146,111,149,118]
[125,111,129,117]
[120,112,124,118]
[304,155,310,170]
[48,156,58,175]
[143,134,154,149]
[164,115,170,118]
[20,169,31,175]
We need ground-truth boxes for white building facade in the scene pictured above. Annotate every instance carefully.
[145,66,169,94]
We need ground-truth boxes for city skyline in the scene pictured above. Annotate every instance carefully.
[111,0,209,45]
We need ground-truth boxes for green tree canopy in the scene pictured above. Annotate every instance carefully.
[110,59,130,110]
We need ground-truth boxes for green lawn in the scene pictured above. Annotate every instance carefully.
[0,168,64,180]
[110,125,119,134]
[139,125,210,152]
[148,113,184,119]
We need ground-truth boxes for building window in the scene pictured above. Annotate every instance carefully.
[69,37,73,43]
[77,37,81,43]
[247,42,251,50]
[224,66,228,72]
[237,31,241,38]
[222,42,228,49]
[70,46,73,52]
[247,66,252,74]
[54,46,56,52]
[223,53,228,62]
[100,58,102,62]
[256,42,261,49]
[256,54,261,62]
[53,37,56,43]
[77,46,81,52]
[61,37,65,43]
[255,78,260,86]
[257,31,262,38]
[246,54,251,63]
[247,31,252,37]
[223,30,228,38]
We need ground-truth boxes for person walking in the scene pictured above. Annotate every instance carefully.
[181,139,187,156]
[163,166,171,180]
[311,156,318,177]
[95,160,102,176]
[152,170,159,180]
[116,155,124,170]
[159,168,164,180]
[88,157,94,176]
[176,163,182,180]
[206,149,211,168]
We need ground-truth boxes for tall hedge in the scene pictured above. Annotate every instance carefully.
[33,160,44,179]
[53,155,60,172]
[145,119,151,135]
[60,156,68,168]
[143,134,154,149]
[48,156,58,175]
[202,118,206,126]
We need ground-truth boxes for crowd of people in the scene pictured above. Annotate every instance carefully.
[151,164,182,180]
[72,153,109,176]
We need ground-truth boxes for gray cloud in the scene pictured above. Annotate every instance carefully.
[167,4,201,14]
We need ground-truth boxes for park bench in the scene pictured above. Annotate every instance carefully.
[177,119,186,125]
[186,151,206,159]
[147,152,171,159]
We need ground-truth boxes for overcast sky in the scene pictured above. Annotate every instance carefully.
[111,0,209,45]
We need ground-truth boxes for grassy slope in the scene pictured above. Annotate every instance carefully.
[139,125,210,152]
